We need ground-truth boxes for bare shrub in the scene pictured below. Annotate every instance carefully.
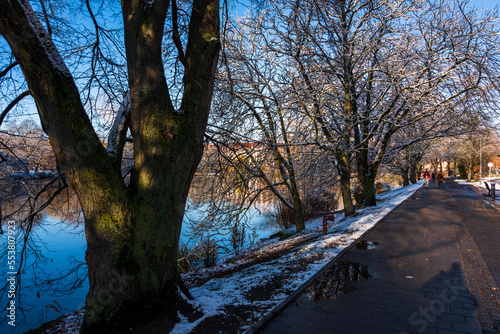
[375,182,392,194]
[275,202,294,229]
[230,223,246,252]
[177,243,193,273]
[303,191,338,218]
[201,238,219,268]
[273,191,338,229]
[177,238,219,272]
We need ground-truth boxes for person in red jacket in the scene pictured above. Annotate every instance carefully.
[423,170,430,186]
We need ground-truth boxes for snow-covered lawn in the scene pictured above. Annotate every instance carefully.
[454,177,500,187]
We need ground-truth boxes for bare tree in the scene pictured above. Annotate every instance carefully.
[0,120,55,173]
[210,16,319,232]
[0,1,220,333]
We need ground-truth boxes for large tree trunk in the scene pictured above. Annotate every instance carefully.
[409,167,417,183]
[0,2,133,331]
[285,149,306,232]
[363,168,378,207]
[401,167,410,186]
[291,190,305,232]
[0,0,220,332]
[85,1,220,332]
[362,125,398,207]
[338,154,355,217]
[354,147,368,205]
[410,159,420,184]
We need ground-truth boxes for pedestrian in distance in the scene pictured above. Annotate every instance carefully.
[437,170,445,188]
[431,171,436,182]
[423,170,430,186]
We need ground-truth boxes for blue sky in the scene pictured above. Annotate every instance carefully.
[472,0,499,9]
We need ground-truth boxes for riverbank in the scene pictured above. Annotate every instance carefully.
[25,181,423,333]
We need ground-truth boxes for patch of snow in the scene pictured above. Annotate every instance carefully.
[454,179,478,185]
[171,311,198,334]
[44,309,84,334]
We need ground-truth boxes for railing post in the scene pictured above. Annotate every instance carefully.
[323,214,335,236]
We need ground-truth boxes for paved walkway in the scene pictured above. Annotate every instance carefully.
[257,178,500,334]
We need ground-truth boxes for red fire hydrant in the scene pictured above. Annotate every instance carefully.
[322,214,335,236]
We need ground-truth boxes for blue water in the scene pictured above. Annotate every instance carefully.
[1,215,88,334]
[0,202,280,333]
[181,201,279,247]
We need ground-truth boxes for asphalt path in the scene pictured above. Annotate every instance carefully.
[257,178,500,334]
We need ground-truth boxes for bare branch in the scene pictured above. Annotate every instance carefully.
[172,0,187,66]
[0,60,18,79]
[39,0,53,36]
[0,90,31,127]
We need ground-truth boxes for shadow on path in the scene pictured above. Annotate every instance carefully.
[403,262,478,334]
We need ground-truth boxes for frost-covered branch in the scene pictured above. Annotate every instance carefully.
[17,0,71,76]
[106,91,131,170]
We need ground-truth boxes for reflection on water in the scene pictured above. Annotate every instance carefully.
[306,260,372,301]
[182,200,280,248]
[0,179,87,333]
[0,178,283,333]
[184,176,280,249]
[355,240,378,249]
[0,215,88,334]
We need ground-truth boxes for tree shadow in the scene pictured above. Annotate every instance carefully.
[404,262,479,334]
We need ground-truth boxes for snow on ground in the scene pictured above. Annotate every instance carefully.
[455,177,500,187]
[171,181,424,333]
[42,309,85,334]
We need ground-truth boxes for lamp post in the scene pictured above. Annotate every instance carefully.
[479,138,482,181]
[488,162,493,179]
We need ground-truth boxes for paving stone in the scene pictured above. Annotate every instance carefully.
[426,319,452,330]
[285,325,309,334]
[450,321,482,333]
